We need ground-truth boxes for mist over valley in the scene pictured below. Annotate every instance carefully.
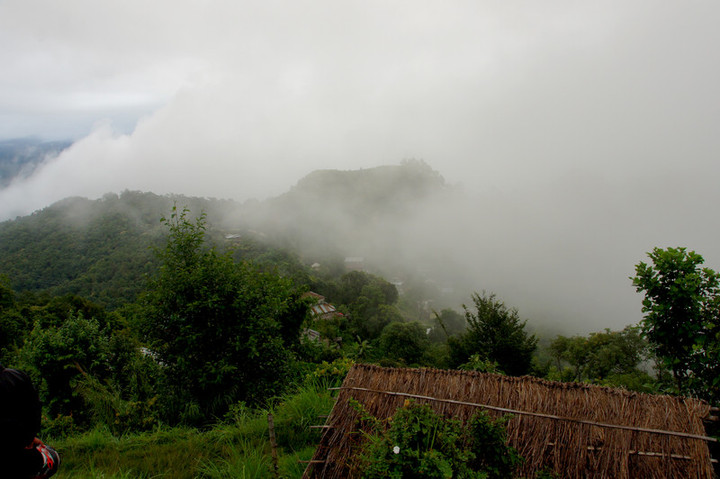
[1,0,719,338]
[3,3,720,476]
[3,156,716,337]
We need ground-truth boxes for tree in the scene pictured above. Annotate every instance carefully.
[378,321,430,365]
[0,278,27,361]
[17,312,134,427]
[632,247,720,401]
[327,270,398,308]
[141,207,309,423]
[429,308,466,343]
[0,276,15,310]
[449,292,537,376]
[548,327,654,391]
[330,271,402,340]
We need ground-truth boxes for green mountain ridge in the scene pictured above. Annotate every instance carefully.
[0,162,450,308]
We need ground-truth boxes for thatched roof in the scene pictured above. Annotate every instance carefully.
[304,364,715,478]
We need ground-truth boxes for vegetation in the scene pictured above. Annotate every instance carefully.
[139,207,309,424]
[632,247,720,403]
[449,292,538,376]
[547,326,655,392]
[1,169,718,475]
[354,400,522,479]
[52,379,334,478]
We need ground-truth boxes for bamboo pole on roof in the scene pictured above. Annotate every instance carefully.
[329,386,717,442]
[303,364,714,479]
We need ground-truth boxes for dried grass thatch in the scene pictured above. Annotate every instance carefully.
[304,364,714,478]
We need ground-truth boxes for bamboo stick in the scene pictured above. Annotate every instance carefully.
[331,386,717,443]
[546,443,718,462]
[267,413,279,479]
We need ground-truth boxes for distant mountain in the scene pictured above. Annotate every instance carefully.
[0,161,454,308]
[273,160,446,216]
[0,138,72,187]
[0,191,243,308]
[248,160,454,261]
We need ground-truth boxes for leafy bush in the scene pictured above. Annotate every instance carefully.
[355,400,522,478]
[310,357,355,388]
[458,354,502,374]
[140,207,309,423]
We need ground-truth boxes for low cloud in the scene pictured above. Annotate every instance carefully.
[1,1,719,332]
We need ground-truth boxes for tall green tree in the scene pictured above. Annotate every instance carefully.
[17,312,142,429]
[632,247,720,401]
[141,207,309,423]
[0,278,26,360]
[449,292,537,376]
[548,327,654,391]
[327,271,401,340]
[429,308,466,343]
[378,321,430,365]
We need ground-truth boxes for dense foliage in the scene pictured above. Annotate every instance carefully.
[355,400,522,479]
[140,207,309,423]
[0,191,258,309]
[632,247,720,402]
[2,175,717,475]
[547,326,655,392]
[449,292,538,376]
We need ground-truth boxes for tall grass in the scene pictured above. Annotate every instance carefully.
[52,380,335,478]
[197,442,272,479]
[272,378,336,450]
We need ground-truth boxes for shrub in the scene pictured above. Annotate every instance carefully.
[354,400,522,478]
[310,357,355,388]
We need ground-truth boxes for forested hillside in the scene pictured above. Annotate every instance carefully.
[0,161,452,308]
[0,192,226,308]
[0,161,717,477]
[240,159,455,271]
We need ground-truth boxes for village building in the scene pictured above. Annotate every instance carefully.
[302,292,343,321]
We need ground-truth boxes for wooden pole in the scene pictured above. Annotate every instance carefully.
[267,413,279,479]
[331,386,717,443]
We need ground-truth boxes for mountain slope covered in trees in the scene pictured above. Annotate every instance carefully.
[0,160,713,477]
[0,161,451,308]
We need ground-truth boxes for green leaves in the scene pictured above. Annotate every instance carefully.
[142,207,309,423]
[547,327,655,391]
[450,291,537,376]
[356,401,521,479]
[632,247,720,402]
[378,321,431,366]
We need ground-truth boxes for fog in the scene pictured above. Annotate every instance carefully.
[1,1,719,333]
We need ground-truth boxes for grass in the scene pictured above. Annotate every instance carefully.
[51,382,334,478]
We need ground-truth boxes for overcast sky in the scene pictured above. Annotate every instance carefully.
[1,1,719,332]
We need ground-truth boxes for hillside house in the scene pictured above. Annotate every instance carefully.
[303,292,343,321]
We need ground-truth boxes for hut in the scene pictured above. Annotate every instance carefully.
[302,292,343,321]
[304,364,715,478]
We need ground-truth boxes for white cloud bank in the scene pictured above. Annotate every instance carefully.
[1,0,719,331]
